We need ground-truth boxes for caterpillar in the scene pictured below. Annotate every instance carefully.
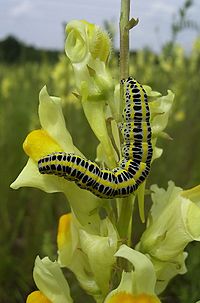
[38,77,153,198]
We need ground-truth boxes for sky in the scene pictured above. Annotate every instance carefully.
[0,0,200,52]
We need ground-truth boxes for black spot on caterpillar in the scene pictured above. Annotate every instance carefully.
[38,77,153,198]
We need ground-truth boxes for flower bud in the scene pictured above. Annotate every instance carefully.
[65,20,111,64]
[65,20,113,98]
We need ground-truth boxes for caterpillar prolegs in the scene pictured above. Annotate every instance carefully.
[38,77,153,198]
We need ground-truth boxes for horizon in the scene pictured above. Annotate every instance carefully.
[1,0,200,53]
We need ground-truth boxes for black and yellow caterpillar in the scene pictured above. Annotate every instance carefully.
[38,77,153,198]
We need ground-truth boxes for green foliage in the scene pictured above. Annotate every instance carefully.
[1,36,200,302]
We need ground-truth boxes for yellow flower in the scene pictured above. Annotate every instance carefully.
[10,86,101,229]
[66,20,111,64]
[104,245,161,303]
[65,19,112,97]
[137,181,200,294]
[57,212,118,301]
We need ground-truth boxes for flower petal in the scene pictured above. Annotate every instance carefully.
[23,129,63,161]
[182,184,200,206]
[150,90,174,137]
[154,252,187,295]
[68,250,102,301]
[57,213,79,267]
[143,85,161,98]
[81,82,116,168]
[10,158,65,193]
[79,218,118,294]
[104,246,160,302]
[33,256,73,303]
[66,20,111,64]
[137,181,200,293]
[11,157,102,229]
[139,181,200,260]
[26,291,52,303]
[39,86,81,155]
[114,245,157,295]
[65,20,89,63]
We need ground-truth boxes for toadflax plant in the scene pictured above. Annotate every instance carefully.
[11,2,200,303]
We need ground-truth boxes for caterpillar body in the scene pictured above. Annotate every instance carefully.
[38,77,153,198]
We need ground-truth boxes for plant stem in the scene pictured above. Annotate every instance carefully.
[120,0,130,80]
[117,195,135,245]
[118,0,132,244]
[118,0,138,244]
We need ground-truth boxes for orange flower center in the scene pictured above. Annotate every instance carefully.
[26,290,52,303]
[107,292,160,303]
[57,213,72,249]
[23,129,63,161]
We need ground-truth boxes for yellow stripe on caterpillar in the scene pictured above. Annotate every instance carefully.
[38,77,153,198]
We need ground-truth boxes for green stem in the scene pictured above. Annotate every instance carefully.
[120,0,130,80]
[119,0,139,106]
[117,195,135,245]
[117,0,132,244]
[117,0,139,244]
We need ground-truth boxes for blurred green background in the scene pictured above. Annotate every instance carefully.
[1,2,200,302]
